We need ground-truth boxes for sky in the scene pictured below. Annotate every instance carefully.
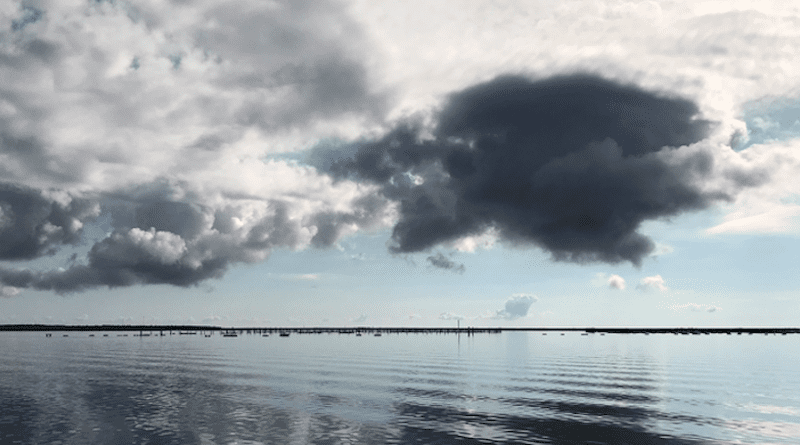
[0,0,799,327]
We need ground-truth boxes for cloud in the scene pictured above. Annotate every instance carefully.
[591,273,626,289]
[426,252,465,273]
[650,243,675,257]
[0,285,20,298]
[0,0,394,292]
[1,0,797,296]
[706,203,800,235]
[450,227,498,252]
[607,274,626,290]
[114,316,134,324]
[638,275,668,292]
[493,294,537,320]
[438,312,464,321]
[201,315,226,324]
[0,178,394,292]
[703,125,800,236]
[287,273,320,281]
[671,303,721,313]
[316,74,765,266]
[0,183,100,260]
[348,1,800,240]
[350,314,368,323]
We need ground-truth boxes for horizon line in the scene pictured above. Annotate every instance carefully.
[1,324,799,333]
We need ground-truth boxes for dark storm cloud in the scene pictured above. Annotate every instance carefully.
[0,179,392,293]
[0,220,229,293]
[0,183,98,260]
[315,74,749,266]
[0,223,235,293]
[307,193,389,248]
[426,252,465,273]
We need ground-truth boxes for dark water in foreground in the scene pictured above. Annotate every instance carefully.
[1,331,798,444]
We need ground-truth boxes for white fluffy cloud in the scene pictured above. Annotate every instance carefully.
[592,273,627,290]
[350,0,800,119]
[493,294,537,320]
[705,138,800,235]
[638,275,668,292]
[0,285,20,297]
[0,0,386,191]
[451,227,499,252]
[607,274,626,290]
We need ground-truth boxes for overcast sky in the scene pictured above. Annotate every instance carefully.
[1,0,799,327]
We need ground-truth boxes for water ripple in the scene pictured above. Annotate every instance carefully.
[0,332,797,444]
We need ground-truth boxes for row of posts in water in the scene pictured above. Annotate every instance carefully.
[26,326,800,338]
[41,327,502,337]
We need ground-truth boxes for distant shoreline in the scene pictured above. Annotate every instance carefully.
[1,324,799,335]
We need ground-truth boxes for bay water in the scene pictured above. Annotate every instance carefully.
[1,330,798,444]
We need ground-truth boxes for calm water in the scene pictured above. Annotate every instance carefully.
[1,331,798,444]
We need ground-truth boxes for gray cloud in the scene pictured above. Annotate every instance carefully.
[0,183,99,260]
[493,294,537,320]
[11,6,43,32]
[0,0,398,294]
[315,74,764,266]
[1,0,388,189]
[198,0,387,131]
[426,252,465,273]
[307,194,391,248]
[0,0,781,298]
[439,312,465,321]
[0,179,391,293]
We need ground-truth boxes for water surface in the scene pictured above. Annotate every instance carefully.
[1,331,798,444]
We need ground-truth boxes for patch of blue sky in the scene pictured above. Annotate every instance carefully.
[168,54,182,69]
[263,151,306,164]
[262,137,362,173]
[737,96,800,150]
